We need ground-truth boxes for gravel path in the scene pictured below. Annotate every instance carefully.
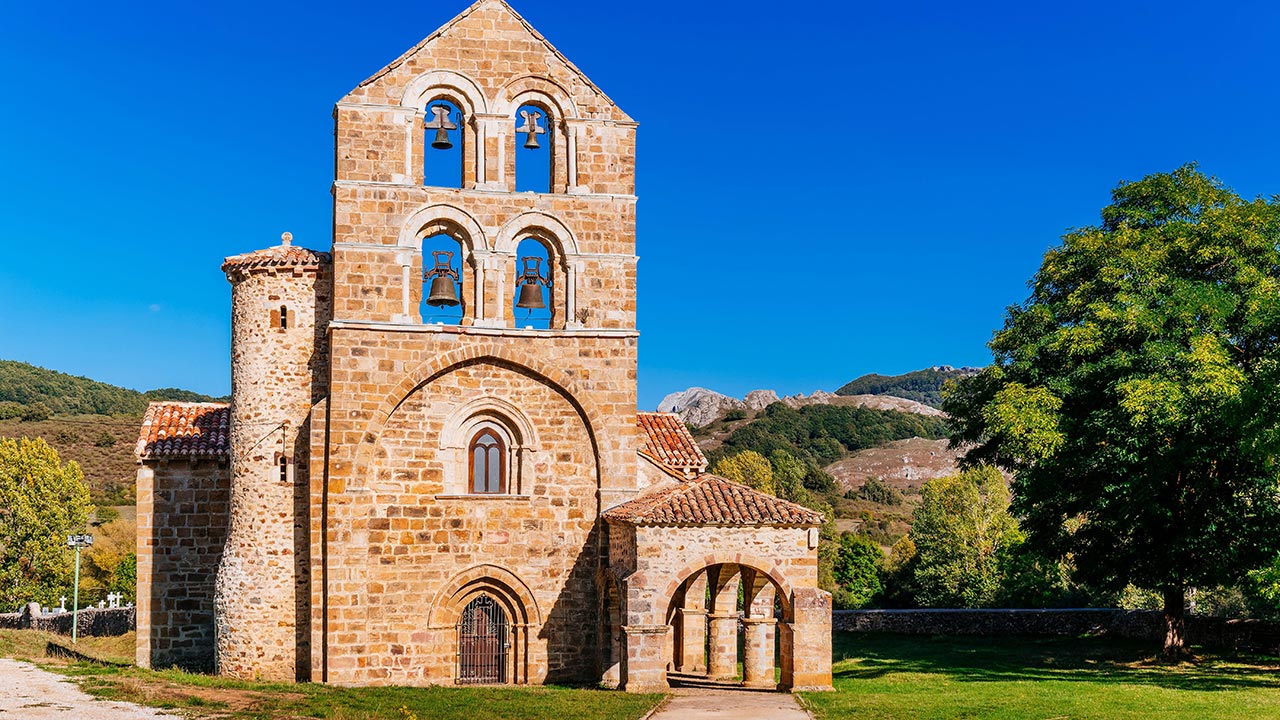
[647,687,811,720]
[0,658,180,719]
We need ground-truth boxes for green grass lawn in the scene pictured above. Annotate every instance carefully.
[0,630,661,720]
[801,632,1280,720]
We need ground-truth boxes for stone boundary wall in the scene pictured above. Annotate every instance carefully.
[0,603,135,637]
[833,609,1280,654]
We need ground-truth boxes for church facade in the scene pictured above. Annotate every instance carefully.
[134,0,831,692]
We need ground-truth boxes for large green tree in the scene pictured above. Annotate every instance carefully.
[0,437,92,607]
[910,466,1021,608]
[945,164,1280,656]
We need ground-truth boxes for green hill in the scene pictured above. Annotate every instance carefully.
[835,366,979,408]
[0,360,226,418]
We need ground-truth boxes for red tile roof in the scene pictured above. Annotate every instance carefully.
[221,240,330,275]
[603,474,823,527]
[136,402,230,460]
[637,412,707,473]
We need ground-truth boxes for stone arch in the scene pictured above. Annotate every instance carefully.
[398,203,490,252]
[439,395,541,452]
[658,553,796,624]
[496,211,578,257]
[348,343,606,495]
[493,75,578,119]
[401,69,489,115]
[428,564,541,628]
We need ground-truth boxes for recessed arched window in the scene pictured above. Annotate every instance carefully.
[514,104,551,193]
[424,100,464,188]
[469,429,506,494]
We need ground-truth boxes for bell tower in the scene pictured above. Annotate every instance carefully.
[307,0,644,685]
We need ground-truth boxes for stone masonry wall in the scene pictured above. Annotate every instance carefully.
[0,605,135,637]
[833,609,1280,654]
[316,344,628,685]
[624,525,820,627]
[216,261,331,682]
[135,459,229,671]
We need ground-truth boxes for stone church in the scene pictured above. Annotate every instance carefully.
[134,0,831,692]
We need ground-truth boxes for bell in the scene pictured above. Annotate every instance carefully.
[424,104,459,151]
[431,126,453,151]
[516,280,545,310]
[516,109,546,151]
[426,274,460,307]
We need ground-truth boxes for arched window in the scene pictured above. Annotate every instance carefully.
[514,104,551,193]
[424,100,464,188]
[422,233,465,325]
[469,429,506,494]
[513,238,552,329]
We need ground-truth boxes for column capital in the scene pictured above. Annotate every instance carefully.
[707,612,739,621]
[741,616,778,626]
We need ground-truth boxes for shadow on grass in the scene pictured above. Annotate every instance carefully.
[832,633,1280,693]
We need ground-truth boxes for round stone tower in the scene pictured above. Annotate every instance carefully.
[216,232,330,681]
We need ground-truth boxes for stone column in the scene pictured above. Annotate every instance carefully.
[706,565,741,681]
[741,618,778,688]
[781,587,833,692]
[742,577,777,688]
[621,624,670,693]
[677,571,707,673]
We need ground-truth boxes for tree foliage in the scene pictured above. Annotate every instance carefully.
[711,450,775,495]
[712,402,948,470]
[833,533,884,609]
[910,466,1021,608]
[0,437,92,608]
[0,360,225,417]
[836,367,977,407]
[944,164,1280,653]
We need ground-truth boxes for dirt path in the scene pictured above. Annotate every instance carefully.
[647,687,810,720]
[0,658,180,719]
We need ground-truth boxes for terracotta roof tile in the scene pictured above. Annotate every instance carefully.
[637,412,707,473]
[136,402,230,460]
[221,240,330,275]
[602,474,823,527]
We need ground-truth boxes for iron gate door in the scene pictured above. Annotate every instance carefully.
[457,594,508,683]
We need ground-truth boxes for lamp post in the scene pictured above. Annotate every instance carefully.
[66,534,93,644]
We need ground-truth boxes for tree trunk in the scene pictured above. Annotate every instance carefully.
[1161,584,1187,660]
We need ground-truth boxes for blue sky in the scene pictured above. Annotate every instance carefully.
[1,1,1278,411]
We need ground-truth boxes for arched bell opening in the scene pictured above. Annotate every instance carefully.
[514,103,552,194]
[512,237,555,329]
[423,99,466,189]
[421,233,468,325]
[665,563,789,690]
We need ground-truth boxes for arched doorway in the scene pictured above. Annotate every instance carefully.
[457,594,510,684]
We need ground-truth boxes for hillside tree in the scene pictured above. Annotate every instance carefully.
[712,450,775,495]
[0,437,92,607]
[945,164,1280,656]
[910,466,1021,608]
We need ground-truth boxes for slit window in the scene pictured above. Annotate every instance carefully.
[280,306,288,329]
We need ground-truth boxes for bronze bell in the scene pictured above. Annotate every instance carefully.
[424,104,458,151]
[423,250,461,307]
[431,127,452,151]
[516,280,545,310]
[426,274,460,307]
[516,109,546,150]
